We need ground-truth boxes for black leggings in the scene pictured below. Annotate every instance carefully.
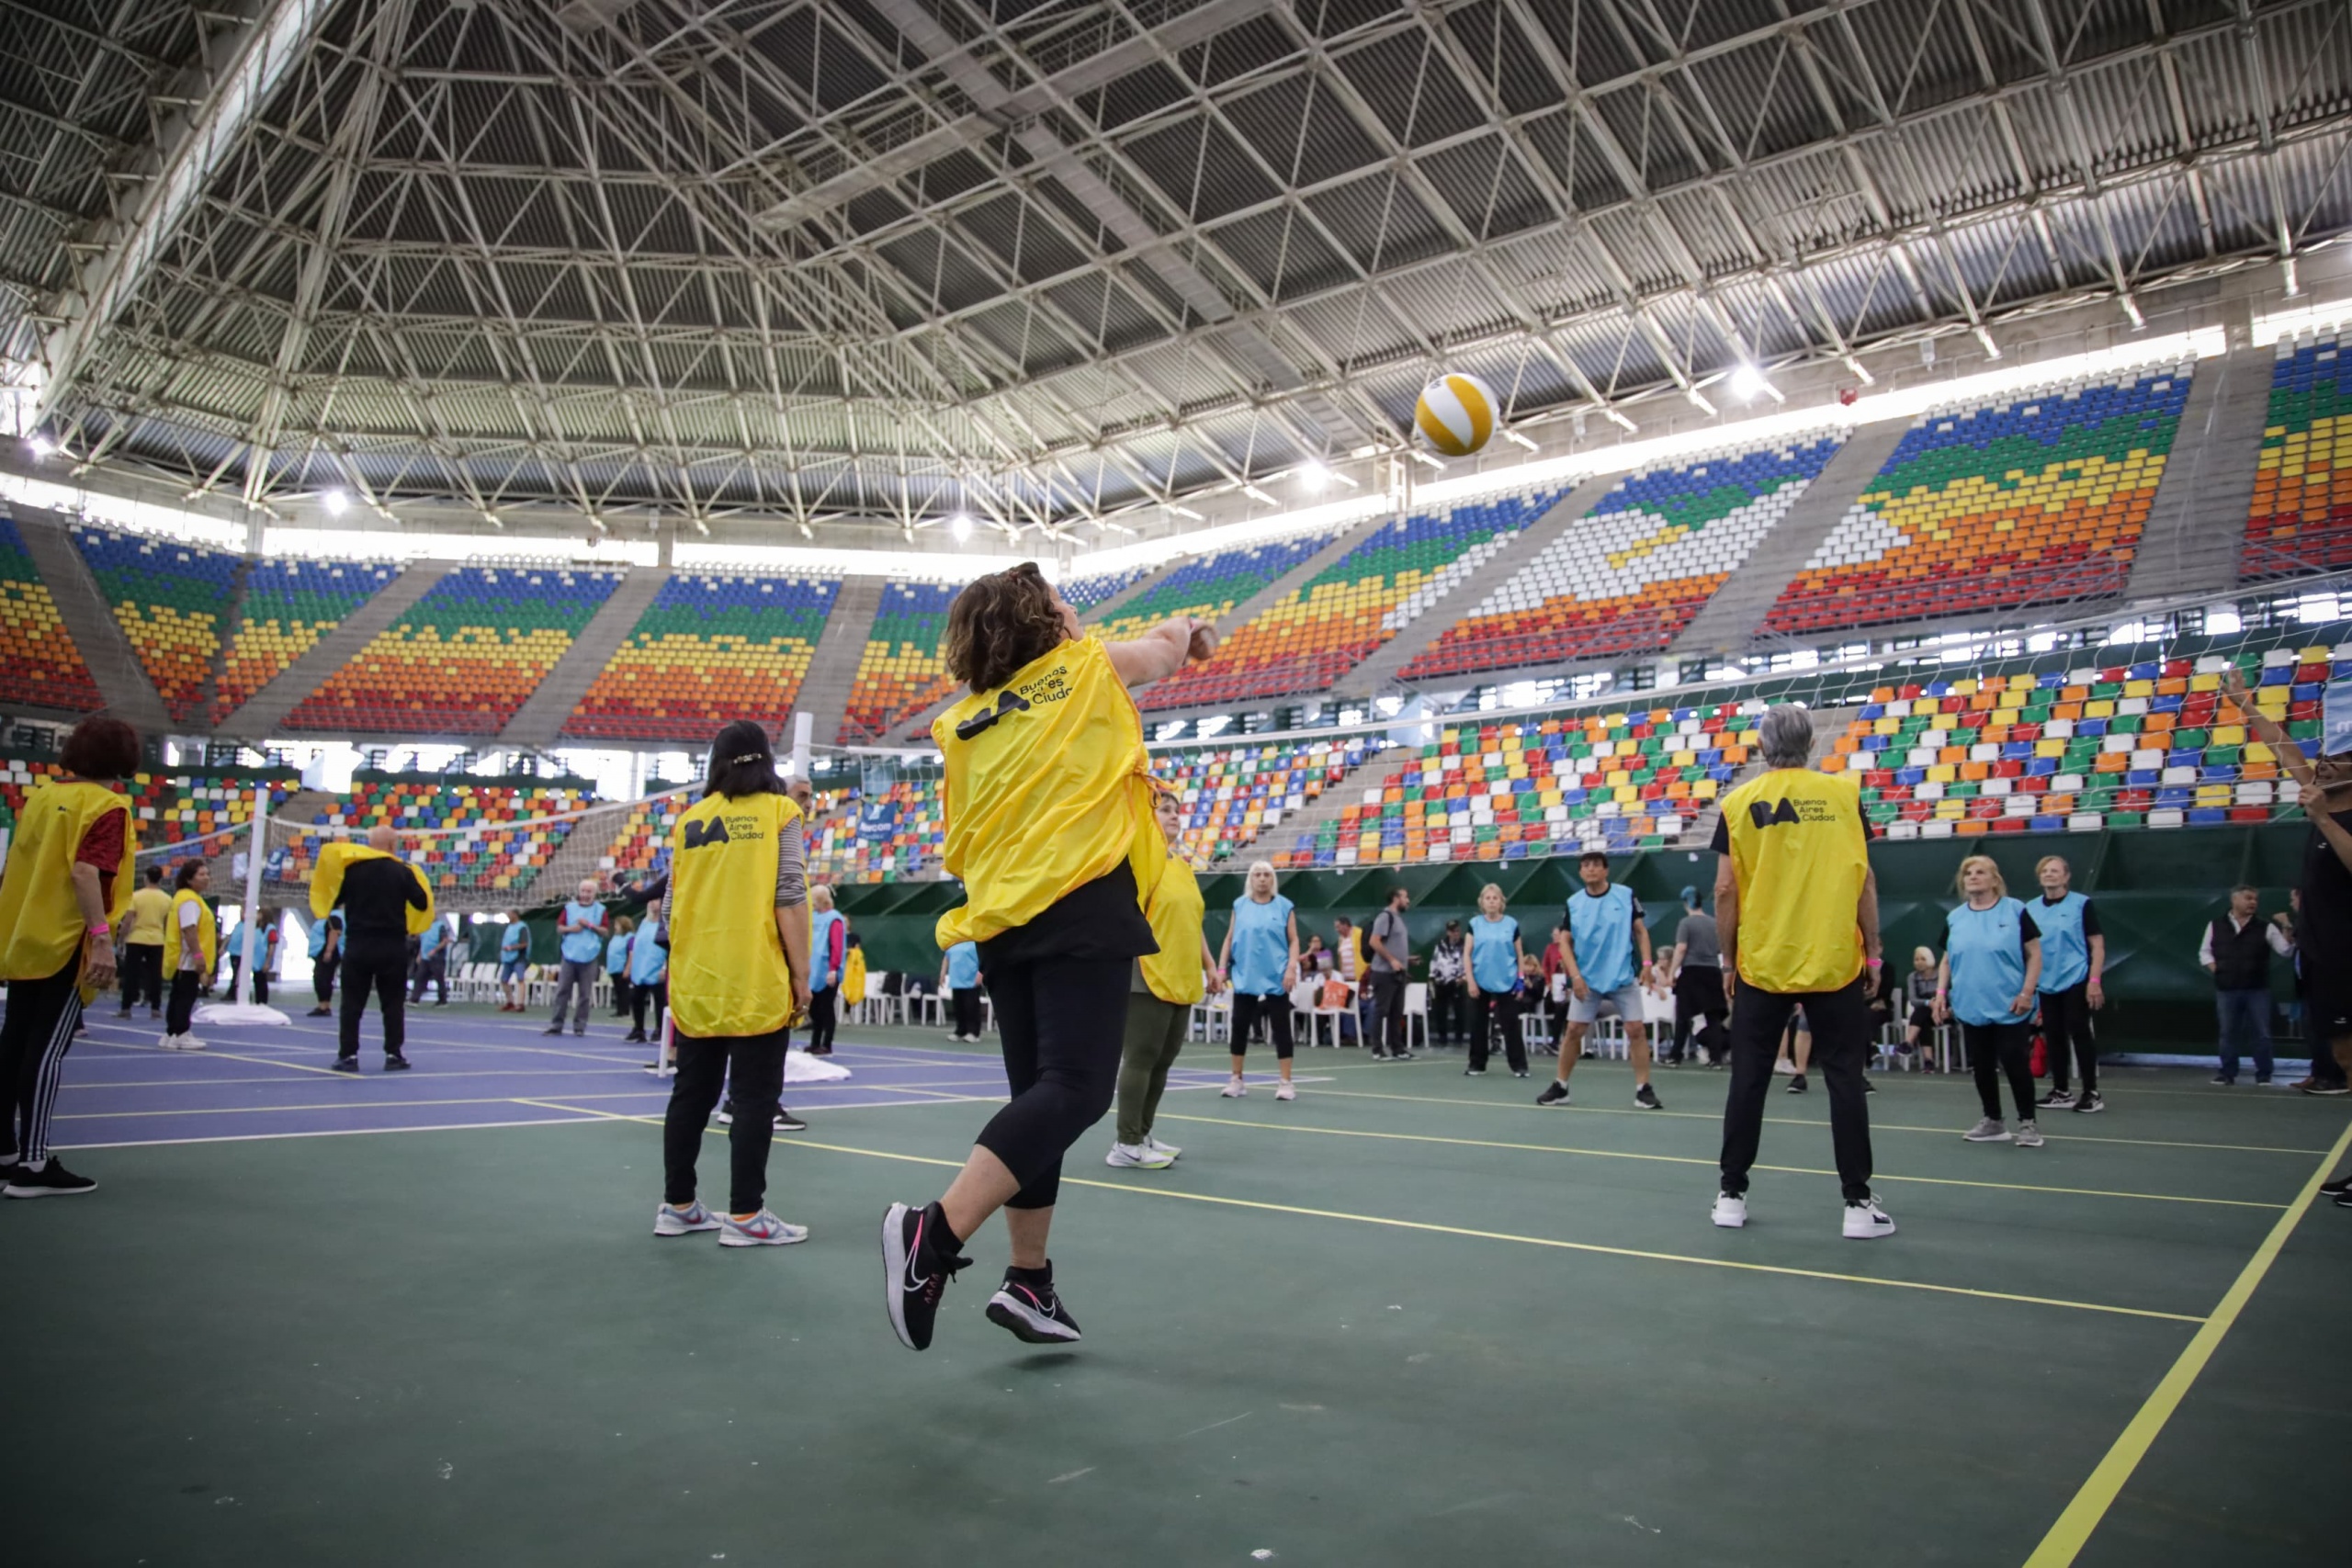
[1,957,82,1163]
[2039,982,2096,1092]
[631,978,668,1038]
[119,943,163,1010]
[1963,1020,2037,1121]
[806,987,838,1052]
[664,1030,786,1214]
[166,968,202,1036]
[339,945,408,1059]
[951,986,983,1037]
[1230,991,1294,1060]
[973,955,1129,1211]
[311,955,338,1006]
[1468,989,1526,1073]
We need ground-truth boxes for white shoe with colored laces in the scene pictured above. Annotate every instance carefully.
[653,1200,722,1236]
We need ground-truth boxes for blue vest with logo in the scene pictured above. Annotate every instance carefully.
[1566,885,1637,994]
[2035,891,2090,993]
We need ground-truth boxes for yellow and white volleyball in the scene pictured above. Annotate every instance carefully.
[1414,372,1498,457]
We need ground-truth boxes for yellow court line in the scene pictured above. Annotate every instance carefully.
[1303,1086,2333,1156]
[522,1100,2204,1325]
[1151,1113,2290,1212]
[2022,1116,2352,1565]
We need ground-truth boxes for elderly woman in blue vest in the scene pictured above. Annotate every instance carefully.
[1215,859,1301,1101]
[2030,855,2107,1114]
[545,879,608,1036]
[626,916,669,1044]
[407,913,451,1006]
[806,886,847,1055]
[1463,883,1527,1077]
[605,915,636,1017]
[941,940,983,1041]
[1935,854,2045,1146]
[1536,850,1662,1111]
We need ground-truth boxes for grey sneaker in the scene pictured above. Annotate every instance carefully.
[1963,1117,2013,1142]
[2014,1120,2045,1148]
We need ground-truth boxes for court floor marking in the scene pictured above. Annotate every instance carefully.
[61,1115,614,1150]
[517,1099,2209,1325]
[2021,1116,2352,1565]
[1151,1113,2291,1211]
[1302,1085,2335,1156]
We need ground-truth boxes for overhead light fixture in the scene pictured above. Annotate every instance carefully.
[949,513,972,542]
[1169,503,1204,522]
[25,435,52,458]
[1682,387,1716,415]
[2120,295,2144,330]
[1242,484,1275,504]
[1604,408,1637,434]
[1295,461,1329,491]
[1972,327,2000,360]
[1727,364,1768,402]
[1408,449,1446,471]
[2282,254,2300,297]
[1502,428,1539,452]
[1841,355,1875,386]
[322,490,349,515]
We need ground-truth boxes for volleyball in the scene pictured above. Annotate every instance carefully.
[1415,372,1499,457]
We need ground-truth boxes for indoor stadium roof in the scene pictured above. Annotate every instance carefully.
[5,0,2350,541]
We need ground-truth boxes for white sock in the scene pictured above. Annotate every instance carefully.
[20,1157,46,1173]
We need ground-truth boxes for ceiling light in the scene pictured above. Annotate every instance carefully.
[2119,295,2144,330]
[2283,254,2301,297]
[1842,355,1875,386]
[1502,428,1539,452]
[1242,485,1275,504]
[25,435,52,458]
[322,490,349,515]
[1408,449,1446,470]
[1296,462,1329,491]
[1728,364,1767,402]
[949,513,972,542]
[1169,504,1203,522]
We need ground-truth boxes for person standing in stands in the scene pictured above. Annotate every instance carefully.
[605,915,636,1018]
[1711,703,1891,1239]
[1666,886,1728,1067]
[497,912,530,1011]
[118,865,169,1021]
[545,879,607,1037]
[880,561,1212,1353]
[314,825,431,1072]
[1427,918,1467,1048]
[1939,855,2045,1146]
[1463,883,1526,1077]
[2030,855,2106,1114]
[1107,784,1218,1168]
[0,716,137,1199]
[653,720,811,1248]
[805,886,847,1056]
[2199,884,2290,1087]
[626,915,669,1044]
[1536,850,1664,1111]
[305,905,342,1018]
[1216,860,1301,1100]
[1366,886,1416,1062]
[409,912,452,1006]
[161,861,215,1051]
[941,940,983,1041]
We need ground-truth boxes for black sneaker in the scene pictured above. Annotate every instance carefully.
[2210,1074,2233,1086]
[573,1026,587,1037]
[2074,1090,2105,1113]
[383,1054,412,1072]
[624,1031,647,1043]
[882,1200,970,1351]
[542,1025,564,1036]
[2302,1081,2349,1097]
[1634,1084,1663,1110]
[5,1159,97,1199]
[331,1056,359,1074]
[1464,1067,1486,1077]
[1786,1074,1808,1094]
[1513,1069,1529,1078]
[773,1109,808,1133]
[306,1006,332,1017]
[2337,1190,2352,1210]
[1863,1078,1877,1095]
[986,1264,1082,1345]
[1535,1080,1570,1108]
[716,1101,735,1126]
[2320,1171,2352,1197]
[2037,1089,2077,1110]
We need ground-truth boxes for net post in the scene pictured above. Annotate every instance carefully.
[233,784,267,1005]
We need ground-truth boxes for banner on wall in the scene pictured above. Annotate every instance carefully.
[2325,681,2352,758]
[857,801,900,841]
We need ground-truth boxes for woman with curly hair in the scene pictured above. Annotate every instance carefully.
[881,561,1213,1353]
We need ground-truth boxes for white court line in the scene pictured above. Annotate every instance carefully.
[55,1115,612,1151]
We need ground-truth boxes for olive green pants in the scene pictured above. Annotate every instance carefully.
[1114,994,1190,1146]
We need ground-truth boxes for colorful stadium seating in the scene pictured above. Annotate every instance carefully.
[275,775,595,895]
[808,776,944,881]
[1406,443,1841,682]
[286,565,621,736]
[73,526,241,724]
[585,795,684,881]
[1161,735,1374,864]
[1291,706,1757,865]
[213,558,402,725]
[126,769,295,850]
[1767,367,2192,635]
[1825,649,2336,838]
[2243,328,2352,580]
[1091,531,1334,643]
[565,571,839,743]
[842,581,960,742]
[1148,493,1560,707]
[0,513,100,714]
[1058,566,1147,615]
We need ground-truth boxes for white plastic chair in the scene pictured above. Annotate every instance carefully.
[1403,982,1429,1050]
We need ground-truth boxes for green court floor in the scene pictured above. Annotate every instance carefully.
[13,1040,2351,1565]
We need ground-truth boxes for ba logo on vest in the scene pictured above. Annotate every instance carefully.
[1747,795,1839,829]
[683,811,771,851]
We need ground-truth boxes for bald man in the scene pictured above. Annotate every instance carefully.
[335,826,431,1072]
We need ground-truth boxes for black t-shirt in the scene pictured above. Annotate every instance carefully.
[2301,807,2352,990]
[2038,893,2103,939]
[977,859,1157,972]
[341,857,429,950]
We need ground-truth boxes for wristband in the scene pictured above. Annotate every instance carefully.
[1865,957,1883,968]
[1934,987,1947,997]
[89,922,111,939]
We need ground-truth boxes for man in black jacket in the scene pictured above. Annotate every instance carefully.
[2200,884,2291,1086]
[336,827,430,1073]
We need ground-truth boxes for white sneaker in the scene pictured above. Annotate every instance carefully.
[1104,1142,1174,1169]
[1962,1117,2011,1142]
[1274,1081,1296,1101]
[1772,1057,1796,1076]
[718,1210,808,1247]
[1842,1199,1896,1240]
[1145,1134,1182,1160]
[1220,1077,1246,1098]
[653,1200,722,1236]
[1711,1192,1747,1228]
[177,1034,206,1051]
[2014,1120,2045,1148]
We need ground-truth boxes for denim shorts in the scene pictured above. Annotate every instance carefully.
[1566,982,1646,1024]
[499,958,526,983]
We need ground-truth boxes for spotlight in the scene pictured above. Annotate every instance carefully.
[950,513,971,542]
[1296,461,1329,491]
[1727,364,1767,402]
[25,435,52,458]
[322,490,349,515]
